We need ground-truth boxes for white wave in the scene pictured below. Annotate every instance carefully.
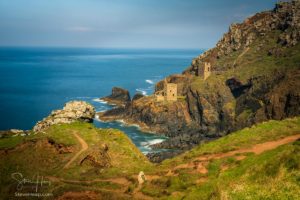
[116,119,125,124]
[146,79,154,84]
[148,139,165,145]
[140,138,164,147]
[92,98,108,104]
[131,124,141,129]
[115,119,141,129]
[75,96,96,99]
[142,150,150,154]
[140,141,148,146]
[96,110,106,113]
[94,115,104,122]
[136,89,147,95]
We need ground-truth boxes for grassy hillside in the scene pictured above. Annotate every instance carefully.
[191,31,300,92]
[0,118,299,199]
[0,122,152,199]
[139,117,300,199]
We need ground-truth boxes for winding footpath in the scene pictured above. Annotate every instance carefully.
[63,132,88,169]
[173,134,300,174]
[54,133,300,199]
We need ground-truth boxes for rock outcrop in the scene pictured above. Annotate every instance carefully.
[132,93,145,101]
[186,0,300,75]
[80,143,111,168]
[33,101,95,132]
[101,87,131,106]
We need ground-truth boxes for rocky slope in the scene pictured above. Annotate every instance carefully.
[99,0,300,159]
[33,101,95,132]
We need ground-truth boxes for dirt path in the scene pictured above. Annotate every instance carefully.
[54,133,300,199]
[174,134,300,173]
[63,132,88,169]
[47,176,131,188]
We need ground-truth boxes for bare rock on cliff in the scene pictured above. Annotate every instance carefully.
[80,143,111,168]
[33,101,95,132]
[101,87,131,106]
[132,93,144,101]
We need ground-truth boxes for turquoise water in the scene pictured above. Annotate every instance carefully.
[0,47,203,153]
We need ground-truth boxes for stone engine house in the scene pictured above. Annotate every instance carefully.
[155,80,177,102]
[197,62,212,80]
[165,83,177,101]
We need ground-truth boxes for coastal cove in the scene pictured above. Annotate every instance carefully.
[0,47,204,154]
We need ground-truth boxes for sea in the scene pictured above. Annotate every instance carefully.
[0,47,204,154]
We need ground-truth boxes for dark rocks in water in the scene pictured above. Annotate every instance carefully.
[151,133,213,150]
[101,87,131,106]
[97,107,126,122]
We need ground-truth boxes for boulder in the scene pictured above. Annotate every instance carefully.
[33,101,95,132]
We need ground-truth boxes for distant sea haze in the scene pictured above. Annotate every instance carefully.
[0,47,204,153]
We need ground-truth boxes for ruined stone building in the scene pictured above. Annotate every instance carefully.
[165,83,177,101]
[155,80,177,102]
[197,62,212,80]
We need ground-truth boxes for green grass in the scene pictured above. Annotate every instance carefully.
[0,135,26,149]
[190,31,300,100]
[184,140,300,200]
[177,96,186,102]
[141,117,300,199]
[0,122,152,199]
[162,117,300,167]
[0,117,299,199]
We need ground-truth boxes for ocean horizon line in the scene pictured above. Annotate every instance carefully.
[0,45,209,51]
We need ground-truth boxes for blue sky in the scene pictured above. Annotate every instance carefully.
[0,0,278,48]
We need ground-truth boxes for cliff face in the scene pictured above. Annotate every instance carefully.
[99,1,300,157]
[186,0,300,74]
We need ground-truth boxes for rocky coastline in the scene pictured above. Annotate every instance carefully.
[98,1,300,161]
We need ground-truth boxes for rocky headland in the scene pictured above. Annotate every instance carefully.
[33,101,95,132]
[99,0,300,161]
[100,87,131,107]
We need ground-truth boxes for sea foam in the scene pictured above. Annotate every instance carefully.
[136,89,147,95]
[92,98,108,104]
[146,79,154,84]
